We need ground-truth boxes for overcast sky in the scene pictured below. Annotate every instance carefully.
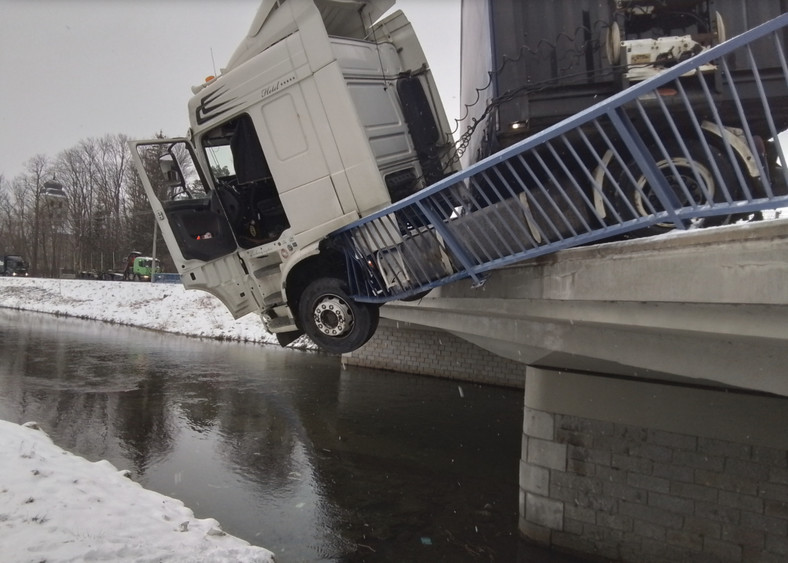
[0,0,460,179]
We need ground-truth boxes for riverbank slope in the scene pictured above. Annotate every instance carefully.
[0,276,312,347]
[0,276,291,562]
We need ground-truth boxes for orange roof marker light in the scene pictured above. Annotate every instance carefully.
[191,75,216,94]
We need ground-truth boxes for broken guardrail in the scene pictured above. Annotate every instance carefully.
[330,13,788,303]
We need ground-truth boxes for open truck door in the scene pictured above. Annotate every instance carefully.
[129,139,263,320]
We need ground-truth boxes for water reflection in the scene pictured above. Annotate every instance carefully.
[0,309,526,561]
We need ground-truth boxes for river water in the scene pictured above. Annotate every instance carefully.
[0,309,551,562]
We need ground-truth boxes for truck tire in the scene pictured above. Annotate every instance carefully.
[616,140,740,235]
[298,277,379,354]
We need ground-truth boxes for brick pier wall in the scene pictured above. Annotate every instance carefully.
[342,320,524,388]
[522,367,788,562]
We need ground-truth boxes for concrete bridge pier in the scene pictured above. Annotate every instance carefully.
[521,366,788,562]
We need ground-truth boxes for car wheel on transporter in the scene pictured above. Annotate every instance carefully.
[616,140,740,235]
[298,277,379,354]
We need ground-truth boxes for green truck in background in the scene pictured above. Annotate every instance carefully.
[130,256,161,282]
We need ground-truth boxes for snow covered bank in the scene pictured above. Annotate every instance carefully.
[0,420,275,563]
[0,276,314,349]
[0,277,299,561]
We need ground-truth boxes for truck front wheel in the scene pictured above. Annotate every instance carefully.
[298,277,379,354]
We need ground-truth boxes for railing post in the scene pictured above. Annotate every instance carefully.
[415,201,485,286]
[607,108,686,229]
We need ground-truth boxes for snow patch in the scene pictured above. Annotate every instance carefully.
[0,277,314,350]
[0,419,275,562]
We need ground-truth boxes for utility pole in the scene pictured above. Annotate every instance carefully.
[151,220,158,282]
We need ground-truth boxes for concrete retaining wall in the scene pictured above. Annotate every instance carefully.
[521,367,788,562]
[342,320,524,388]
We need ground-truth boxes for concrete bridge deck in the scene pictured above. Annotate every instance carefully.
[378,217,788,397]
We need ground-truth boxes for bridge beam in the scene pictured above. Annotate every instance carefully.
[380,218,788,396]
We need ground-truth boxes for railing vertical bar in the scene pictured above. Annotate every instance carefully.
[341,234,365,297]
[745,43,781,198]
[486,166,540,252]
[632,97,702,210]
[670,77,739,205]
[773,32,788,89]
[718,55,766,200]
[607,107,685,227]
[532,144,589,234]
[693,62,754,199]
[552,134,608,228]
[383,211,435,288]
[591,119,643,220]
[573,124,625,224]
[370,216,410,292]
[414,199,483,285]
[352,221,390,297]
[456,178,500,263]
[496,160,542,247]
[350,231,385,297]
[455,178,492,265]
[472,170,516,258]
[407,220,447,285]
[655,88,722,205]
[516,154,566,240]
[641,94,708,208]
[770,32,788,189]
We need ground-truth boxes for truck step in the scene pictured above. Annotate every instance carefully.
[267,317,298,332]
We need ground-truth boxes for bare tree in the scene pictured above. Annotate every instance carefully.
[52,134,142,274]
[56,141,97,272]
[3,132,177,276]
[20,155,56,276]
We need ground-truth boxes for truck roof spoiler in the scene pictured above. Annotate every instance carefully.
[224,0,394,73]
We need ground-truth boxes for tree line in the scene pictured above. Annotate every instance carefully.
[0,134,174,278]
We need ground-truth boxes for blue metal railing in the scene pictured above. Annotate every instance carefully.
[331,13,788,303]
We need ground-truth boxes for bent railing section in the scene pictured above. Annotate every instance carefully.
[330,13,788,303]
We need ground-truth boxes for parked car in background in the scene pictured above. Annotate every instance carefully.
[1,255,29,277]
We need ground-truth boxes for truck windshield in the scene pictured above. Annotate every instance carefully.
[202,113,272,185]
[200,114,289,247]
[205,143,235,180]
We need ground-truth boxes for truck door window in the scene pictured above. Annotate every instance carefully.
[203,114,289,248]
[133,140,236,262]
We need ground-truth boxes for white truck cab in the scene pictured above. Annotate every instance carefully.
[129,0,456,353]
